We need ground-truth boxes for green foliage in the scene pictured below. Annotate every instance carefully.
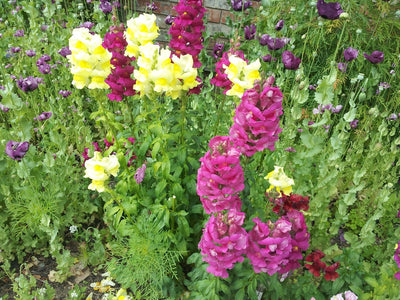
[0,0,400,299]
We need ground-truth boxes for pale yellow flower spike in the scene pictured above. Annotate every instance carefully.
[265,166,295,196]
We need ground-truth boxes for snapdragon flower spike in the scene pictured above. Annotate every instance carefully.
[229,82,283,156]
[280,210,310,273]
[197,136,244,214]
[102,24,136,101]
[198,210,248,278]
[305,250,326,277]
[168,0,206,68]
[210,49,246,93]
[247,217,292,275]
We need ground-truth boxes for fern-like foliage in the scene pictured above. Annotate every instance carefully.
[107,214,184,299]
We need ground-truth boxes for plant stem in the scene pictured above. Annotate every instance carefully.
[213,92,227,137]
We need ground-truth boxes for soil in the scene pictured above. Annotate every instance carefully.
[0,254,110,299]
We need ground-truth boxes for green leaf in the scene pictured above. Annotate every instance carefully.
[365,276,379,288]
[343,107,357,122]
[155,179,167,197]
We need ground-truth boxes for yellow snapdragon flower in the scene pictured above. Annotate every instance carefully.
[84,151,120,193]
[133,44,200,99]
[265,166,294,196]
[224,55,261,98]
[68,28,112,89]
[125,13,159,58]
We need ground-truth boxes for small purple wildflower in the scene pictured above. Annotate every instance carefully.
[275,20,284,31]
[244,24,256,40]
[316,0,344,20]
[343,47,358,61]
[58,46,72,58]
[25,50,36,57]
[337,62,347,73]
[59,90,72,98]
[331,105,343,113]
[79,22,95,29]
[165,15,175,25]
[16,76,43,92]
[34,111,52,121]
[387,113,398,121]
[231,0,252,11]
[147,2,158,11]
[10,47,21,53]
[99,0,113,13]
[259,34,286,50]
[262,54,272,62]
[350,119,359,129]
[0,103,9,112]
[363,51,384,64]
[41,25,49,31]
[5,141,29,161]
[282,50,301,70]
[376,82,390,94]
[323,124,330,132]
[134,163,146,184]
[212,42,224,59]
[13,29,24,37]
[284,147,296,152]
[5,64,12,69]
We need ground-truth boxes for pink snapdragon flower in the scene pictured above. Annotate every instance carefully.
[197,136,244,214]
[102,24,136,101]
[229,81,283,156]
[168,0,206,68]
[247,217,292,275]
[210,49,247,94]
[198,210,248,278]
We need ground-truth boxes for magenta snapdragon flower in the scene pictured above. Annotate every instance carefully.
[210,49,247,93]
[229,82,283,156]
[102,24,136,101]
[394,241,400,280]
[197,136,244,214]
[168,0,206,68]
[198,210,248,278]
[247,217,292,275]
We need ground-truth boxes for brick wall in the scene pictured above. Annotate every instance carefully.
[133,0,235,45]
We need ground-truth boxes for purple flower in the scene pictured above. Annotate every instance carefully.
[262,54,272,62]
[337,62,347,73]
[146,2,158,11]
[316,0,344,20]
[350,119,359,129]
[282,50,301,70]
[13,29,24,37]
[16,76,43,92]
[5,141,29,161]
[59,90,72,98]
[99,0,112,13]
[212,42,224,59]
[134,163,146,184]
[331,105,343,113]
[10,47,21,53]
[244,24,256,40]
[34,111,52,121]
[58,46,71,58]
[363,51,384,64]
[343,47,358,61]
[0,103,9,112]
[40,25,49,31]
[387,113,398,121]
[38,63,51,74]
[36,54,51,65]
[231,0,252,11]
[284,147,296,152]
[259,34,286,50]
[394,241,400,280]
[165,15,175,25]
[79,22,95,30]
[275,20,284,31]
[25,50,36,57]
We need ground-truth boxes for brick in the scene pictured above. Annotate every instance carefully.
[204,0,231,10]
[220,10,235,25]
[206,8,221,23]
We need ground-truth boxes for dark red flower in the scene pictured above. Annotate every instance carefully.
[324,261,340,281]
[305,259,327,277]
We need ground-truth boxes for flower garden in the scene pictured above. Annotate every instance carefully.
[0,0,400,299]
